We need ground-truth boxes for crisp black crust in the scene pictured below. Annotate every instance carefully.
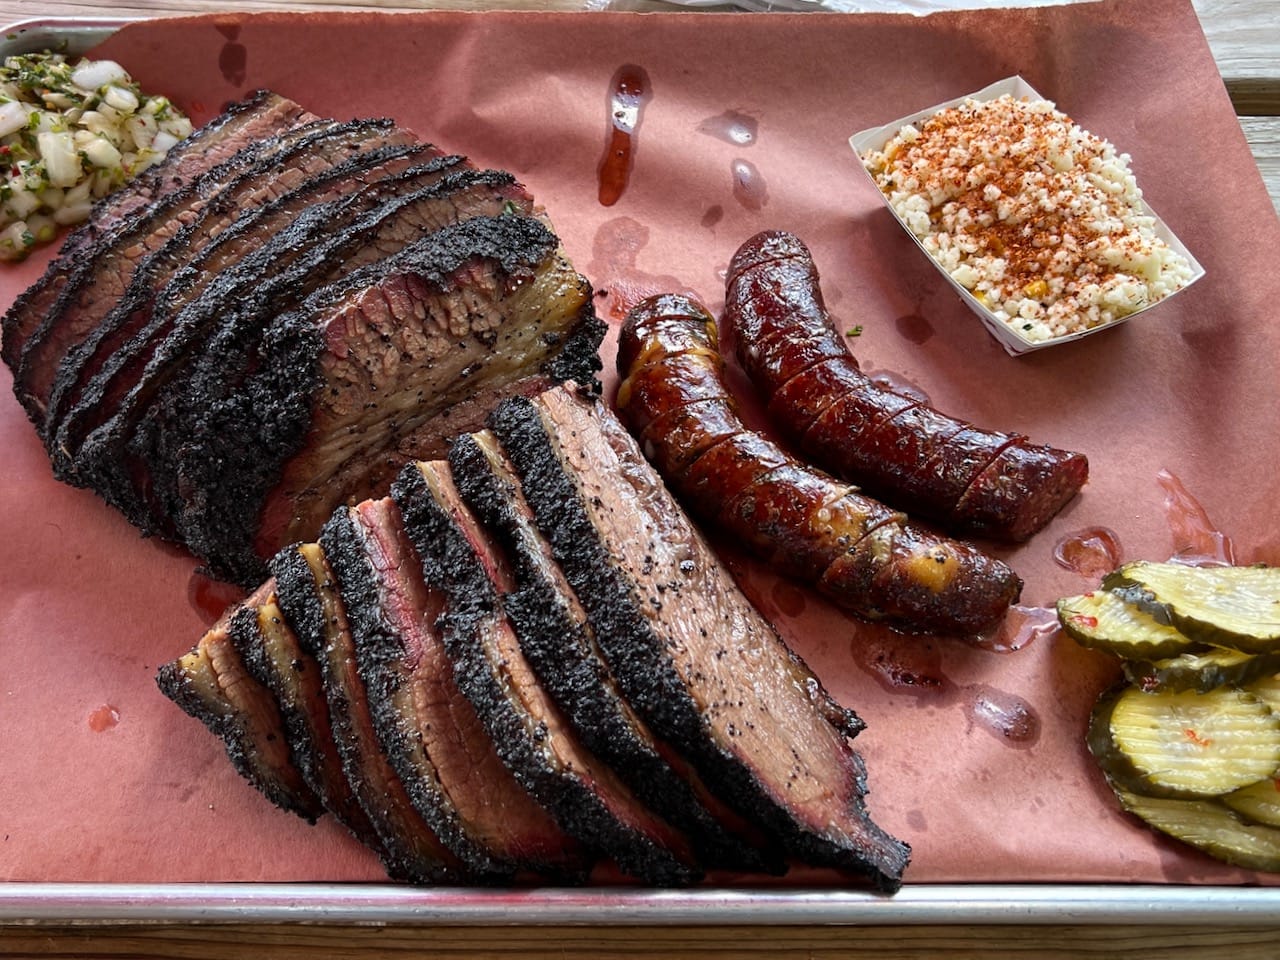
[43,135,429,468]
[273,524,465,884]
[51,152,464,503]
[448,431,777,873]
[167,212,573,588]
[13,114,354,428]
[1,90,306,377]
[155,612,324,823]
[724,229,1088,542]
[228,586,385,853]
[392,462,703,886]
[322,502,517,883]
[487,389,911,891]
[71,165,521,546]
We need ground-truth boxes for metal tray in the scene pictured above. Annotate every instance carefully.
[2,13,1279,928]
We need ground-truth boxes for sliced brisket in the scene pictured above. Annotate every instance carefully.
[486,387,910,891]
[448,429,780,874]
[42,137,432,469]
[392,459,703,885]
[1,90,309,375]
[271,534,467,884]
[228,583,385,853]
[155,583,325,823]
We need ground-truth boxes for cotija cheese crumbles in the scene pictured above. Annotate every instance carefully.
[861,94,1195,343]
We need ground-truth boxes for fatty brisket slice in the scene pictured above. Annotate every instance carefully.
[1,89,309,375]
[54,152,469,510]
[164,211,602,587]
[228,581,385,854]
[448,429,781,874]
[486,386,911,891]
[12,109,350,426]
[271,536,468,884]
[42,134,431,469]
[392,460,703,885]
[155,582,325,824]
[336,495,591,881]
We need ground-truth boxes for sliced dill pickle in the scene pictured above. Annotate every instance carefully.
[1123,648,1280,694]
[1246,673,1280,714]
[1103,562,1280,653]
[1113,787,1280,872]
[1223,778,1280,829]
[1088,684,1280,799]
[1057,590,1203,660]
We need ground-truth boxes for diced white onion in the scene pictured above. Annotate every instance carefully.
[0,100,29,138]
[37,130,81,187]
[70,59,128,92]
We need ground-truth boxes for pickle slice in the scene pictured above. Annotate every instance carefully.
[1057,590,1203,660]
[1223,778,1280,829]
[1246,673,1280,714]
[1114,787,1280,872]
[1089,684,1280,798]
[1103,562,1280,653]
[1123,648,1280,694]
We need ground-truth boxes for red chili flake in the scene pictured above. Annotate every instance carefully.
[1183,728,1212,747]
[1069,614,1099,628]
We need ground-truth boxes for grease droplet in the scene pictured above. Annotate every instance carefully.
[189,570,246,626]
[1156,469,1235,566]
[730,158,767,211]
[770,579,808,618]
[697,109,758,146]
[969,686,1040,746]
[851,623,949,698]
[89,704,120,732]
[597,64,651,207]
[895,313,934,345]
[971,603,1060,653]
[1053,526,1123,578]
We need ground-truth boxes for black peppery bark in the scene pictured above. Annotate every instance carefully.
[392,460,704,886]
[448,430,781,874]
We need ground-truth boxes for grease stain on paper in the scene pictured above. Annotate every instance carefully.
[1053,526,1123,579]
[588,216,701,322]
[88,704,120,732]
[730,158,767,211]
[1156,469,1235,566]
[216,24,248,87]
[895,313,935,345]
[697,110,758,146]
[189,570,247,626]
[597,64,651,207]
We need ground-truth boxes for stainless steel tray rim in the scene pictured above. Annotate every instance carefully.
[3,883,1280,925]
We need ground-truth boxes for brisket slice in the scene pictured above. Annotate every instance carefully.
[392,460,703,885]
[164,212,602,587]
[53,152,465,501]
[272,533,468,884]
[43,136,430,468]
[1,90,308,374]
[155,582,324,823]
[229,582,385,854]
[13,112,355,426]
[449,429,780,874]
[486,387,910,891]
[343,496,590,880]
[72,165,533,549]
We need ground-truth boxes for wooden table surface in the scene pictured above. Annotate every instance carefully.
[1,2,1278,958]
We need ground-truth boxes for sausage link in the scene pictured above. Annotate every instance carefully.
[723,230,1089,542]
[616,294,1021,635]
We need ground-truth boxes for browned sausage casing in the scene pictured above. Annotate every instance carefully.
[616,293,1022,635]
[723,231,1089,542]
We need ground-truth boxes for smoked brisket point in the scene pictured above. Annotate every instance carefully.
[339,494,590,882]
[155,583,325,824]
[274,527,466,884]
[1,90,309,378]
[391,460,704,886]
[448,430,780,874]
[42,136,432,471]
[484,388,910,891]
[167,212,602,588]
[4,93,605,591]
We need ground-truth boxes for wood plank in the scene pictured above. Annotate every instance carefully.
[1242,116,1280,211]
